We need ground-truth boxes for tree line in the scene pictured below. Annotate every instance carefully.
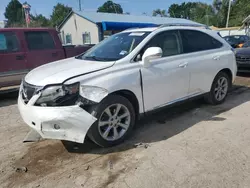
[4,0,72,27]
[3,0,250,28]
[154,0,250,27]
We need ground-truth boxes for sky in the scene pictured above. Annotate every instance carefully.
[0,0,214,20]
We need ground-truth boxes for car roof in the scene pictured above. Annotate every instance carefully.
[122,26,210,33]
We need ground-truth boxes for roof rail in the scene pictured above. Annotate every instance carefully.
[159,23,211,30]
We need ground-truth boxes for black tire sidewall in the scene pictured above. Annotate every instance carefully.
[87,95,136,147]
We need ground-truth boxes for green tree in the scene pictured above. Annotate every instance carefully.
[212,0,228,27]
[168,2,216,26]
[50,3,72,27]
[228,0,250,27]
[97,1,123,14]
[152,9,167,17]
[30,14,51,27]
[4,0,24,27]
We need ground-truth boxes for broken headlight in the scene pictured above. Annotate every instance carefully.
[79,86,108,103]
[35,83,79,106]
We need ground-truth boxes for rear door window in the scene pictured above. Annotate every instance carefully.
[0,32,19,53]
[180,30,222,53]
[25,31,55,50]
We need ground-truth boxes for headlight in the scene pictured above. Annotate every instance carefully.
[36,83,79,106]
[80,86,108,103]
[36,85,65,105]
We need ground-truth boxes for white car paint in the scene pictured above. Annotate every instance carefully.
[18,92,97,143]
[18,26,237,144]
[25,57,115,86]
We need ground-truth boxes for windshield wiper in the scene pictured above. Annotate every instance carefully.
[84,55,103,61]
[83,55,117,62]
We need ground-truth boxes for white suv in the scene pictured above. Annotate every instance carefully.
[18,25,237,147]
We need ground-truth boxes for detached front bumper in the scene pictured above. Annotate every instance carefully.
[18,94,97,143]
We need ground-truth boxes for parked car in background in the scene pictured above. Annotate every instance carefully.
[0,28,94,91]
[242,40,250,48]
[18,25,237,147]
[223,35,250,48]
[235,46,250,72]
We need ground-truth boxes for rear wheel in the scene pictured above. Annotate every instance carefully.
[205,72,230,105]
[87,95,135,147]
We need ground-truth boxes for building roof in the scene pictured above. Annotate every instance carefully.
[74,11,200,25]
[59,11,203,29]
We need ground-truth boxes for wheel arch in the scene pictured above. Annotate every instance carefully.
[110,89,140,120]
[217,68,233,87]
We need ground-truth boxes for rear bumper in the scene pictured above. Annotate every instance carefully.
[18,94,97,143]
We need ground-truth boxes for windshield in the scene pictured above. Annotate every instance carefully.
[77,31,150,61]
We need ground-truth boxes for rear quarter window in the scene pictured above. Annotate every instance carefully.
[25,31,55,50]
[180,30,223,53]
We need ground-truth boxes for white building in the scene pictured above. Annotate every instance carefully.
[211,26,246,37]
[58,11,202,45]
[242,15,250,36]
[0,20,6,28]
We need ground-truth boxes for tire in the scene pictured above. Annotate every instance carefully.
[205,72,230,105]
[87,94,136,147]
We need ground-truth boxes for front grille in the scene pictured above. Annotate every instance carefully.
[236,55,250,63]
[22,81,39,103]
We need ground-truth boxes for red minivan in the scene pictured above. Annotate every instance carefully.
[0,28,93,91]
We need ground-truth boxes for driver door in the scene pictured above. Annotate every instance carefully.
[139,30,190,111]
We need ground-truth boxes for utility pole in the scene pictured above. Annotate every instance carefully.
[78,0,82,11]
[226,0,232,28]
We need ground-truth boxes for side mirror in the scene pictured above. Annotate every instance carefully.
[141,47,162,67]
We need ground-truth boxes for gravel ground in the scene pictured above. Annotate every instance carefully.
[1,76,250,188]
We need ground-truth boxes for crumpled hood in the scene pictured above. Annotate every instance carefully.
[25,58,115,86]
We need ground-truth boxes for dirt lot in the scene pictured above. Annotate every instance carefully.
[1,75,250,188]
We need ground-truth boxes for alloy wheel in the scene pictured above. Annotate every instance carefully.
[98,104,131,141]
[214,76,228,101]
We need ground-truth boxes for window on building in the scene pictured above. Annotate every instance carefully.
[25,31,55,50]
[82,32,91,44]
[65,34,72,44]
[0,32,19,53]
[180,30,222,53]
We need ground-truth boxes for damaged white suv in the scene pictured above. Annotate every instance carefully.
[18,25,237,147]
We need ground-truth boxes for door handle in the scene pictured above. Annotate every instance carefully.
[16,55,25,60]
[213,56,220,60]
[178,62,188,68]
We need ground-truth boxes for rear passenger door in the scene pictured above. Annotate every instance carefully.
[179,29,224,95]
[0,31,27,88]
[24,31,63,70]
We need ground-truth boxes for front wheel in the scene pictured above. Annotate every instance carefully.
[87,95,135,147]
[205,72,230,105]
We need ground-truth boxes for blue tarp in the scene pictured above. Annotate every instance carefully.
[101,21,158,31]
